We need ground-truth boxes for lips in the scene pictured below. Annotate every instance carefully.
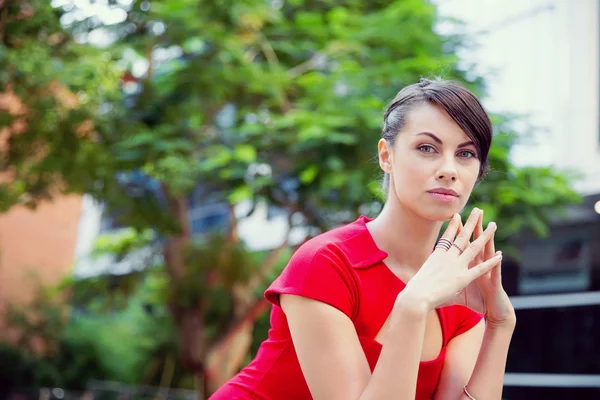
[427,189,459,203]
[427,188,459,197]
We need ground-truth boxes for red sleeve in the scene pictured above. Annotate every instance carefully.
[453,306,484,337]
[264,242,357,319]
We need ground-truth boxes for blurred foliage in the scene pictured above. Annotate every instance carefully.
[0,0,581,393]
[1,0,579,234]
[0,0,126,211]
[9,0,484,232]
[92,228,156,261]
[1,281,111,391]
[1,269,197,392]
[0,344,57,397]
[467,116,581,253]
[78,229,292,356]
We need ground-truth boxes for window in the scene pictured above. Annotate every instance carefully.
[503,293,600,399]
[188,202,230,236]
[503,215,600,398]
[518,232,591,295]
[508,300,600,375]
[99,207,127,233]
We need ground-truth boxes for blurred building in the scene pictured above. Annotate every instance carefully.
[0,195,83,341]
[435,0,600,398]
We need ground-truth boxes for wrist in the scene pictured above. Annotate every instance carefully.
[395,289,432,316]
[486,317,517,333]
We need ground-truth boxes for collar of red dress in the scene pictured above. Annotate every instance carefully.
[339,216,389,269]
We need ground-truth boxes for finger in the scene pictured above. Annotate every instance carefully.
[489,231,502,284]
[460,221,497,261]
[440,213,462,239]
[464,211,484,260]
[435,214,462,252]
[452,208,481,252]
[485,223,495,257]
[473,210,484,242]
[434,214,460,252]
[479,226,494,261]
[448,218,464,253]
[465,251,503,282]
[492,253,503,284]
[456,217,464,238]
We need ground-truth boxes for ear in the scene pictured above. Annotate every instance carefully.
[378,138,393,174]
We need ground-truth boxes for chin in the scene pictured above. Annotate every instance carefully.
[396,192,465,222]
[418,206,460,222]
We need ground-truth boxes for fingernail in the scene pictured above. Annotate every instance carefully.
[489,221,497,229]
[496,253,503,259]
[472,207,479,215]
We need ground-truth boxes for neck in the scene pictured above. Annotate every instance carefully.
[366,199,443,277]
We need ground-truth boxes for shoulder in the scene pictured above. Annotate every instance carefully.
[291,218,371,265]
[279,220,365,283]
[264,220,365,317]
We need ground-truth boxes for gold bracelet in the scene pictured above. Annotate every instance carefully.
[463,386,477,400]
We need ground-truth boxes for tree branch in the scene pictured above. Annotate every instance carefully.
[256,31,278,67]
[226,202,238,243]
[210,297,270,356]
[244,209,293,294]
[286,44,351,80]
[0,0,9,45]
[255,31,292,113]
[161,184,190,279]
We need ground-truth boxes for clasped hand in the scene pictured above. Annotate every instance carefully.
[404,208,516,327]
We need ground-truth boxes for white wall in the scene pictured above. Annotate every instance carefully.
[553,0,600,194]
[235,201,309,252]
[72,195,161,278]
[437,0,600,195]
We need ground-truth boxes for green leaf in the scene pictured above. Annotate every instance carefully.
[299,165,319,184]
[298,125,327,142]
[228,185,252,204]
[200,146,233,171]
[233,145,257,163]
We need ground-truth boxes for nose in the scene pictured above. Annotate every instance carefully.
[435,156,458,182]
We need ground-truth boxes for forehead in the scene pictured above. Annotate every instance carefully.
[401,103,471,143]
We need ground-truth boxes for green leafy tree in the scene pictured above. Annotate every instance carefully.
[0,0,126,209]
[1,0,580,396]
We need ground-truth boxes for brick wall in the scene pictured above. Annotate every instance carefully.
[0,195,82,340]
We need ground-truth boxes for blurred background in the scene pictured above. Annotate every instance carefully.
[0,0,598,399]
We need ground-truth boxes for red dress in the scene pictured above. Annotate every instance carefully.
[210,216,483,400]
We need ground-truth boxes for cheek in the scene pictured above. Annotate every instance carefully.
[463,165,480,187]
[394,152,430,177]
[458,167,479,199]
[391,156,430,196]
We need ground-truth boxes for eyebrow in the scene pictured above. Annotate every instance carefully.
[416,131,475,148]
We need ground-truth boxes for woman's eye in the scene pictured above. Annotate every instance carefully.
[418,145,436,153]
[458,150,476,159]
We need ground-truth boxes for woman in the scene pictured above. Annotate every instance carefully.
[211,78,516,400]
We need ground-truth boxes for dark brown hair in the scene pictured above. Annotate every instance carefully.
[382,78,493,190]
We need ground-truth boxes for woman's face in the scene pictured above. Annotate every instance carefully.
[379,102,481,221]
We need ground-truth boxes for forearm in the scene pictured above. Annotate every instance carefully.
[461,322,515,400]
[360,293,428,400]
